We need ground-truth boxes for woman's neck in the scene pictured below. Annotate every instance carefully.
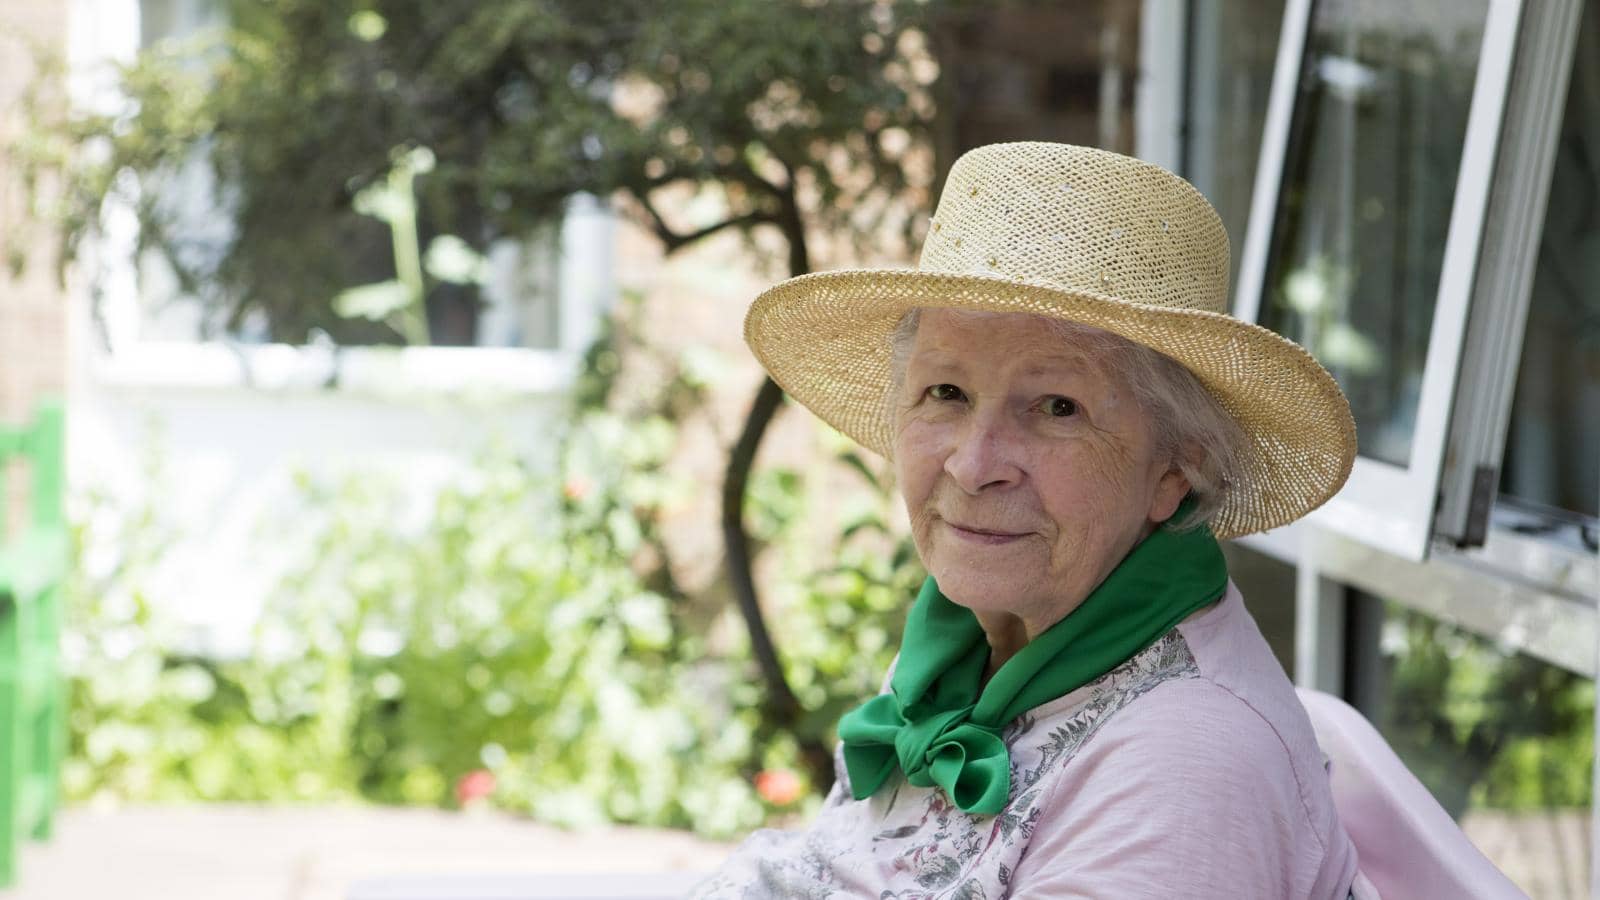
[973,522,1164,683]
[974,609,1031,684]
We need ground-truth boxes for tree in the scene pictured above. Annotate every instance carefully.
[27,0,940,777]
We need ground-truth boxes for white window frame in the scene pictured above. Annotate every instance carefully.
[1232,0,1526,562]
[1133,0,1188,173]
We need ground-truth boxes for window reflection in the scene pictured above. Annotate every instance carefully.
[1500,3,1600,518]
[1260,0,1489,466]
[1185,0,1285,283]
[1351,596,1593,898]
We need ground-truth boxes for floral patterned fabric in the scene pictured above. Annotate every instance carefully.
[691,584,1361,899]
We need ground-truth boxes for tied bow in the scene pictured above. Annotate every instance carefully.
[840,693,1011,814]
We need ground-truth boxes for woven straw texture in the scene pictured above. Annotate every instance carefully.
[744,142,1356,539]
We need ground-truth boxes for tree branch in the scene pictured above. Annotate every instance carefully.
[776,159,811,276]
[625,189,687,246]
[624,188,775,253]
[640,155,789,201]
[715,164,825,781]
[667,209,776,251]
[722,375,796,719]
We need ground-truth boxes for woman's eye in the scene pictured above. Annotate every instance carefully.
[1044,396,1078,417]
[927,383,965,402]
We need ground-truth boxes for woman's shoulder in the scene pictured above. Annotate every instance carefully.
[1018,630,1357,891]
[1005,673,1301,836]
[1084,673,1306,780]
[1085,585,1334,814]
[1010,673,1356,898]
[1167,582,1333,784]
[1016,585,1338,827]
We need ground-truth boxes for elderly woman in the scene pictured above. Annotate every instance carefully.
[693,143,1363,898]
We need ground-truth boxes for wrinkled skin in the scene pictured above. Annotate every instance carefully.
[892,309,1190,670]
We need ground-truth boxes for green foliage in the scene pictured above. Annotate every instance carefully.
[31,0,943,825]
[24,0,936,344]
[65,415,784,835]
[260,428,778,833]
[1376,604,1594,815]
[64,447,361,804]
[758,441,923,744]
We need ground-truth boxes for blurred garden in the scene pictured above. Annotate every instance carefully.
[1,0,1591,879]
[20,0,938,845]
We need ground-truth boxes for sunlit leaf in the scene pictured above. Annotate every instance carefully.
[424,234,487,284]
[348,10,387,42]
[333,280,412,320]
[351,181,412,225]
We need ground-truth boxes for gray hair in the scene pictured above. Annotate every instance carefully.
[885,308,1248,531]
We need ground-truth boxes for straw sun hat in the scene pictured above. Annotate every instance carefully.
[743,141,1356,539]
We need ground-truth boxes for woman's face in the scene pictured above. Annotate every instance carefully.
[892,309,1190,635]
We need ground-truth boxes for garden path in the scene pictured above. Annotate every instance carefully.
[0,805,734,900]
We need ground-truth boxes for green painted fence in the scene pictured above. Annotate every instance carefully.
[0,400,67,887]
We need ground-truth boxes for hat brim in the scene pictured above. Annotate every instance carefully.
[744,268,1357,540]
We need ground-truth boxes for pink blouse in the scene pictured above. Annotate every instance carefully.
[693,583,1361,898]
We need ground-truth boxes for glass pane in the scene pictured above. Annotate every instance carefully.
[1259,0,1490,466]
[1186,0,1286,284]
[1351,596,1593,898]
[1499,2,1600,517]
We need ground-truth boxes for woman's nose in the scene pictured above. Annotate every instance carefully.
[943,415,1022,494]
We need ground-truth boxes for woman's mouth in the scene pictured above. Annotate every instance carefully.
[945,521,1029,545]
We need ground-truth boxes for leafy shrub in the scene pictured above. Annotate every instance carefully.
[756,440,922,745]
[65,412,787,836]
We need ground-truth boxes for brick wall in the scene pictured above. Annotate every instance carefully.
[0,0,70,531]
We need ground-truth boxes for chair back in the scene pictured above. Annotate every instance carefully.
[1295,688,1528,900]
[0,400,68,888]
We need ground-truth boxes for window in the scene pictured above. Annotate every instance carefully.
[1498,5,1600,523]
[1181,0,1286,285]
[1235,0,1526,560]
[1173,0,1599,875]
[1259,1,1488,469]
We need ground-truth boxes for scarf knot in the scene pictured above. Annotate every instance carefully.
[841,694,1011,814]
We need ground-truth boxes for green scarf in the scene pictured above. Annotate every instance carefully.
[836,511,1228,816]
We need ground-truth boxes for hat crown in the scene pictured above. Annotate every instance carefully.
[919,142,1230,313]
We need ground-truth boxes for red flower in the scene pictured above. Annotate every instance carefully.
[754,769,802,806]
[455,768,497,807]
[562,477,592,501]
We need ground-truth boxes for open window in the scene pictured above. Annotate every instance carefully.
[1230,0,1579,561]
